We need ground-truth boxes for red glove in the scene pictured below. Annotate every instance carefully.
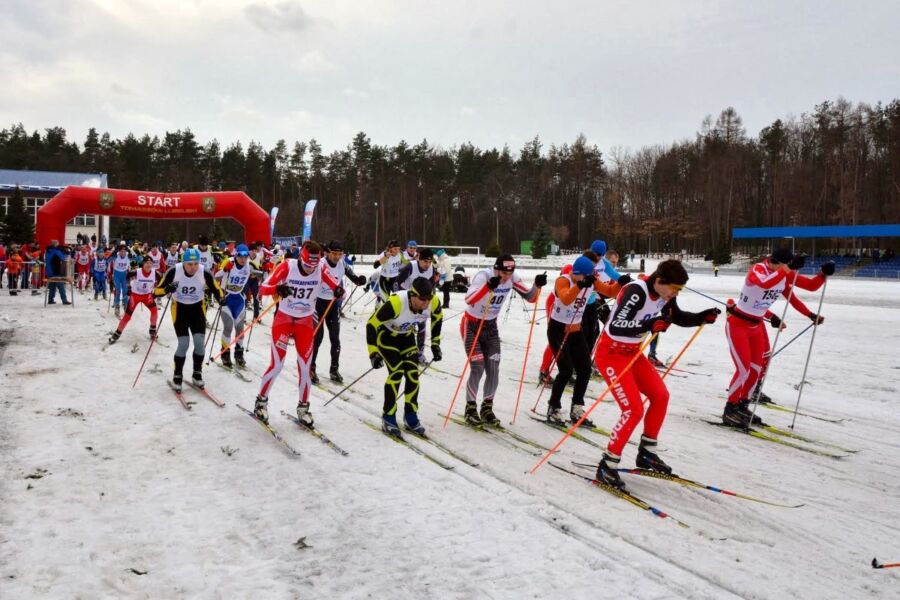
[647,316,671,334]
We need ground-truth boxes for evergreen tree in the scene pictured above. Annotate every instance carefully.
[485,239,501,257]
[439,220,458,255]
[343,228,357,256]
[2,186,34,244]
[531,219,551,259]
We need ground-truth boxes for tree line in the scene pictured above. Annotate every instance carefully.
[1,96,897,257]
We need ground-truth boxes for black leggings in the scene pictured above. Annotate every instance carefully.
[547,319,591,411]
[312,297,342,370]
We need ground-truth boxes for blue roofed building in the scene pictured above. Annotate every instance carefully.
[0,169,110,244]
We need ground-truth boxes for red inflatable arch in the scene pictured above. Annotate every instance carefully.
[36,186,271,249]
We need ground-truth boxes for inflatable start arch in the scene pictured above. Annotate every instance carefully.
[36,186,271,249]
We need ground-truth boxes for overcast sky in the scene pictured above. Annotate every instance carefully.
[2,0,898,156]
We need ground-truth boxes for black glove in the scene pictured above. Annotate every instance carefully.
[486,276,501,290]
[809,313,825,325]
[164,282,177,294]
[647,316,671,334]
[599,303,611,324]
[617,274,633,286]
[370,352,384,369]
[788,254,806,270]
[353,274,367,286]
[276,284,293,299]
[217,294,227,306]
[431,345,442,362]
[333,286,345,299]
[534,272,548,287]
[698,307,721,324]
[821,261,835,277]
[769,314,783,329]
[576,275,596,289]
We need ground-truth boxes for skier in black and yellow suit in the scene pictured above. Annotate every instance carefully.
[366,277,442,439]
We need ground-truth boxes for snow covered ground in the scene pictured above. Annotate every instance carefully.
[1,268,898,599]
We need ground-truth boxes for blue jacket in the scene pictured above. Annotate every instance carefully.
[45,246,68,278]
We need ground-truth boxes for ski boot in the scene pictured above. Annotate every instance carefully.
[738,399,765,426]
[310,367,320,385]
[479,400,501,427]
[722,401,751,428]
[464,401,483,426]
[102,292,107,300]
[108,330,122,345]
[538,371,554,386]
[635,436,672,475]
[220,349,233,368]
[191,370,205,390]
[148,325,158,340]
[296,401,314,427]
[404,409,426,437]
[570,404,595,428]
[382,413,402,438]
[234,346,246,368]
[94,292,99,301]
[253,395,269,424]
[648,353,664,368]
[546,406,566,426]
[171,373,183,393]
[596,452,625,489]
[753,386,774,404]
[329,366,344,384]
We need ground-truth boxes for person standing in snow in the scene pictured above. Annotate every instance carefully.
[109,255,159,344]
[373,240,403,302]
[593,259,719,490]
[395,248,441,363]
[722,249,831,428]
[213,244,253,369]
[434,248,452,308]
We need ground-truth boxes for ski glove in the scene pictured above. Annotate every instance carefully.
[275,284,293,299]
[617,274,633,286]
[820,261,836,276]
[576,275,596,289]
[699,307,721,324]
[369,353,384,369]
[486,276,501,290]
[534,272,548,287]
[769,315,783,329]
[353,274,367,286]
[333,286,345,299]
[646,316,671,334]
[788,255,806,270]
[809,313,825,325]
[431,345,442,362]
[164,282,177,294]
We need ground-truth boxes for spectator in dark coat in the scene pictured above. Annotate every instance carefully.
[45,240,71,305]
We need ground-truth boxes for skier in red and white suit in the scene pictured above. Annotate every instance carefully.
[75,245,92,290]
[593,259,719,490]
[252,241,343,426]
[108,255,159,344]
[723,249,833,428]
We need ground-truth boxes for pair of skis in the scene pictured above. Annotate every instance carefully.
[234,404,349,457]
[167,379,224,410]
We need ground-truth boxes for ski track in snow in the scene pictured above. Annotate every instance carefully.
[1,271,898,599]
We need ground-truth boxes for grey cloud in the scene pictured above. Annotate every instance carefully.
[244,1,313,34]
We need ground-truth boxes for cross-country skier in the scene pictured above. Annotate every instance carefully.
[310,240,366,384]
[594,259,720,489]
[153,248,223,392]
[108,255,159,344]
[110,244,132,317]
[461,254,546,425]
[74,244,92,291]
[252,241,344,426]
[373,240,403,302]
[400,240,419,264]
[722,249,831,428]
[91,247,109,300]
[545,255,625,426]
[366,277,443,437]
[213,243,252,368]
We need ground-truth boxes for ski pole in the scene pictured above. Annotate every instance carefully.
[204,304,223,362]
[872,558,900,569]
[340,285,359,316]
[531,288,588,413]
[768,322,814,360]
[747,270,798,428]
[685,286,728,306]
[312,296,338,340]
[132,294,172,388]
[323,366,375,406]
[211,297,280,362]
[529,332,658,475]
[789,279,827,429]
[511,288,542,424]
[658,323,706,381]
[442,291,494,428]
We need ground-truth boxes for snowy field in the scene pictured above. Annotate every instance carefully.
[1,267,899,599]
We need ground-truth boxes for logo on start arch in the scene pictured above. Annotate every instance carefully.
[99,192,114,209]
[202,196,216,213]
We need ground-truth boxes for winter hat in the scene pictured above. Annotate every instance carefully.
[235,244,250,257]
[493,254,516,272]
[418,248,434,261]
[326,240,343,252]
[770,248,794,265]
[409,277,434,299]
[407,240,418,248]
[434,249,445,257]
[572,256,595,276]
[590,240,607,256]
